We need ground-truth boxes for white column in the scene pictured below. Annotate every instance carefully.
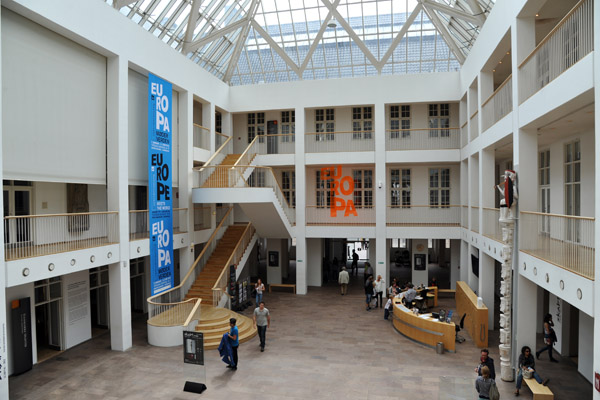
[479,252,495,329]
[460,240,468,283]
[480,148,495,233]
[178,90,194,279]
[266,239,283,285]
[450,239,460,289]
[106,55,132,351]
[202,102,215,153]
[374,102,387,279]
[411,239,428,287]
[295,106,307,294]
[593,0,600,396]
[0,6,9,395]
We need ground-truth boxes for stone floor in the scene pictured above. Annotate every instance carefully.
[10,275,592,399]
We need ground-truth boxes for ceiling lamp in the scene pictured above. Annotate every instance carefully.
[327,17,337,29]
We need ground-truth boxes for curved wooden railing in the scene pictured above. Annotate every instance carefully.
[212,223,256,307]
[147,207,233,327]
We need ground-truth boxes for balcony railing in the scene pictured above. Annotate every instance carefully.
[255,134,295,155]
[519,0,593,103]
[471,206,480,233]
[306,206,376,226]
[462,205,468,228]
[215,131,229,149]
[386,128,460,151]
[129,208,188,241]
[460,122,468,147]
[470,111,479,139]
[482,75,512,132]
[147,207,232,327]
[4,211,119,261]
[193,124,210,150]
[520,211,594,280]
[387,205,461,226]
[305,131,374,153]
[234,135,259,167]
[482,207,502,242]
[194,206,211,231]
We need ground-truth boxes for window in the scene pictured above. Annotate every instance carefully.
[282,170,296,208]
[429,103,450,137]
[248,169,266,187]
[247,112,265,143]
[353,169,373,208]
[316,170,334,208]
[392,238,406,248]
[539,150,550,233]
[352,107,373,140]
[390,105,411,138]
[390,169,411,207]
[564,141,581,217]
[315,109,335,141]
[429,168,450,208]
[215,111,222,134]
[281,110,295,142]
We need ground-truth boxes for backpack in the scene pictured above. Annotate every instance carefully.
[489,380,500,400]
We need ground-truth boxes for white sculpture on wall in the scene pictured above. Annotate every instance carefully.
[495,170,518,381]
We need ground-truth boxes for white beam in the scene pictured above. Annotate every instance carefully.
[321,0,380,71]
[465,0,487,25]
[251,21,301,75]
[299,0,341,74]
[422,4,466,64]
[183,18,248,54]
[113,0,136,9]
[182,0,202,53]
[224,0,261,83]
[378,4,423,69]
[422,0,480,25]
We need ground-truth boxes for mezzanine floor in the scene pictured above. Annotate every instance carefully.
[10,277,592,399]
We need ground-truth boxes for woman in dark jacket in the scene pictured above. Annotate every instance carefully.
[515,346,548,396]
[536,313,558,362]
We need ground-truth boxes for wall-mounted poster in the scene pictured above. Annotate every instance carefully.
[414,254,426,271]
[268,251,279,267]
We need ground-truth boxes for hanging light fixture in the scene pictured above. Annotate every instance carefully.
[327,17,337,29]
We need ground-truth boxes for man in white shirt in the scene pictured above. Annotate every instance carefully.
[338,267,350,295]
[253,302,270,352]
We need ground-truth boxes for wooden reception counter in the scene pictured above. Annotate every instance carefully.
[455,281,488,348]
[392,301,455,352]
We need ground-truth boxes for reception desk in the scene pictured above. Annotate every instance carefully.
[392,301,455,352]
[455,281,488,348]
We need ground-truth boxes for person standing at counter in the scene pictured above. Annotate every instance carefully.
[404,283,417,304]
[364,275,374,311]
[384,294,393,320]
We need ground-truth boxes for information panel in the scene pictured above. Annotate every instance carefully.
[148,73,174,295]
[183,331,204,365]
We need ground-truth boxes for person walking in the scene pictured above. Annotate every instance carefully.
[351,250,359,276]
[364,275,374,311]
[536,313,558,362]
[384,294,393,320]
[253,301,270,352]
[475,365,495,400]
[227,318,239,370]
[338,266,350,295]
[255,278,265,306]
[373,275,385,308]
[475,349,496,380]
[515,346,549,396]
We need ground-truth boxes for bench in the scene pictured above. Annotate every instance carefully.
[269,284,296,294]
[523,378,554,400]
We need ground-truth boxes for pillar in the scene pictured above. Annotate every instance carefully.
[479,253,495,329]
[593,0,600,395]
[202,101,215,153]
[450,239,460,289]
[295,106,307,294]
[266,239,283,285]
[411,239,428,287]
[374,101,387,279]
[178,90,195,278]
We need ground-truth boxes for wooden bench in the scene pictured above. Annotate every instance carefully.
[523,378,554,400]
[268,284,296,294]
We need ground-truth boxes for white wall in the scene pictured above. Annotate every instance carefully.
[2,9,107,184]
[306,238,322,287]
[578,310,594,383]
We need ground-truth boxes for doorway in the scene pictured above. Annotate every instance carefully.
[89,266,110,335]
[130,257,146,314]
[34,277,63,362]
[3,181,33,248]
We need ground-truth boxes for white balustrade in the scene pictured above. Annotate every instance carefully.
[386,128,460,151]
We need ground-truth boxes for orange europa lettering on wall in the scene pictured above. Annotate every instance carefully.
[321,166,358,218]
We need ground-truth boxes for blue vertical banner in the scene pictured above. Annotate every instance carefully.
[148,74,174,295]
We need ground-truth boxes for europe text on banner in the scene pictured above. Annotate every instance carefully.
[148,74,174,295]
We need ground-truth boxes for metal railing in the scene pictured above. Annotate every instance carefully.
[520,211,594,280]
[193,123,210,150]
[462,205,468,228]
[482,207,502,242]
[129,208,188,240]
[471,206,480,233]
[194,206,211,231]
[460,122,468,147]
[255,134,295,155]
[212,223,256,306]
[305,131,374,153]
[147,207,233,327]
[482,75,512,132]
[470,111,479,140]
[386,128,460,150]
[306,206,376,226]
[4,211,119,261]
[519,0,593,103]
[387,205,461,226]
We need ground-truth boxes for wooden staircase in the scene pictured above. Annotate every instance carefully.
[193,305,256,350]
[202,154,241,188]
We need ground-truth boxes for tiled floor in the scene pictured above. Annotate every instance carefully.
[10,276,592,399]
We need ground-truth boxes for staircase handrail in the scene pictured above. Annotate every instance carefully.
[211,223,256,306]
[146,206,233,326]
[233,135,259,167]
[194,135,233,172]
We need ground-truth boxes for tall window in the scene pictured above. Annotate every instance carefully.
[353,170,373,208]
[352,107,373,140]
[315,109,334,141]
[428,103,450,137]
[247,112,265,143]
[248,169,265,187]
[429,168,450,208]
[215,111,222,134]
[281,110,295,142]
[390,105,411,139]
[539,150,550,233]
[390,169,411,207]
[565,141,581,243]
[316,170,334,208]
[282,170,296,208]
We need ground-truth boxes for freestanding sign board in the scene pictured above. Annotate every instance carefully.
[148,74,174,295]
[183,331,204,365]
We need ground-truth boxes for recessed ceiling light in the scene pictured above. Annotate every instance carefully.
[535,13,539,17]
[499,61,502,64]
[492,69,496,72]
